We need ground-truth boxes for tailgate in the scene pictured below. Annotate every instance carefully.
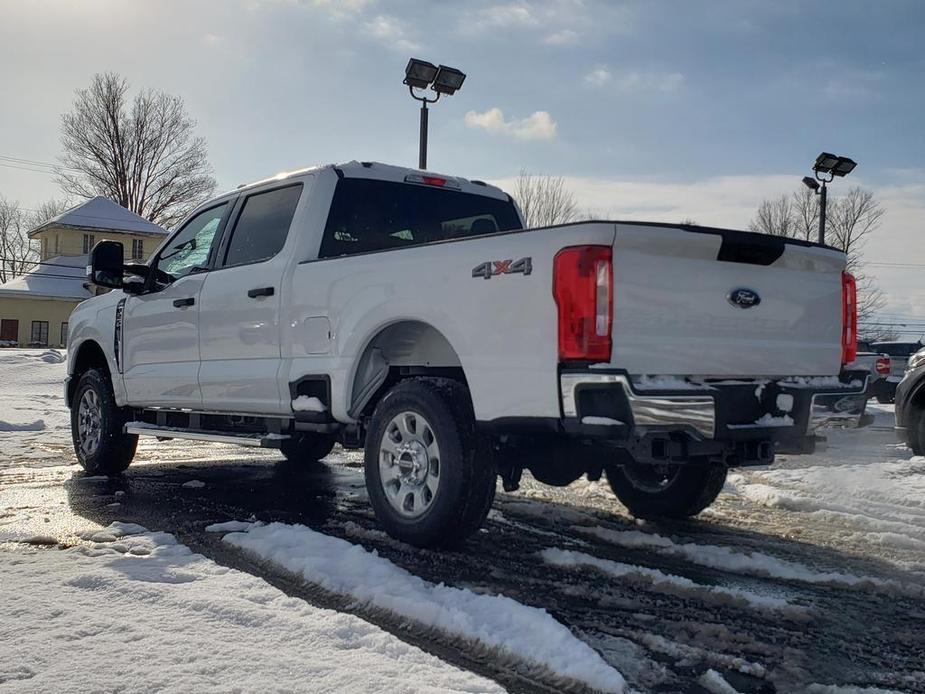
[609,224,846,377]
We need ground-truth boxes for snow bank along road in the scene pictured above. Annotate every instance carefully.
[2,349,925,693]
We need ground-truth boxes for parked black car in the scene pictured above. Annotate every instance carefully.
[895,347,925,455]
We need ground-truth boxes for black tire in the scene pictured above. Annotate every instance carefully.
[70,368,137,475]
[364,377,495,548]
[605,455,727,520]
[279,434,336,463]
[911,409,924,456]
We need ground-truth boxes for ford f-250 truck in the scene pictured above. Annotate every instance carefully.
[66,161,864,547]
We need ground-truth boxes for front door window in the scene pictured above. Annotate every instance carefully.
[155,204,227,283]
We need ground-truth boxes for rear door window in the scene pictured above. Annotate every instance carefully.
[223,184,303,267]
[319,179,522,258]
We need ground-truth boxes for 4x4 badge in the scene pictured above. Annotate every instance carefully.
[472,257,532,280]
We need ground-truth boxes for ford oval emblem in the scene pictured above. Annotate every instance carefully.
[728,288,761,309]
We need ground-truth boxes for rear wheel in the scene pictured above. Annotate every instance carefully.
[71,368,137,475]
[279,434,336,463]
[364,378,495,548]
[605,454,727,520]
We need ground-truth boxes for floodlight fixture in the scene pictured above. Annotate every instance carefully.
[403,57,466,170]
[806,151,856,245]
[832,157,857,177]
[431,65,466,96]
[802,176,820,191]
[814,152,840,174]
[404,59,438,89]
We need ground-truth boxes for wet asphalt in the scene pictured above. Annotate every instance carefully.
[51,445,925,694]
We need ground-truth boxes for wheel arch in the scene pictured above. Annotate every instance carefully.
[348,320,467,418]
[67,339,111,408]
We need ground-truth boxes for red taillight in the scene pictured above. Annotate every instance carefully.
[553,245,613,361]
[841,271,857,365]
[875,356,891,375]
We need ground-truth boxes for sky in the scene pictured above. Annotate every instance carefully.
[0,0,923,335]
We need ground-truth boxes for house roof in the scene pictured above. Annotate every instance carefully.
[0,254,93,301]
[29,197,168,238]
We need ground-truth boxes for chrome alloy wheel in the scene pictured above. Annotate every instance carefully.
[77,388,103,457]
[379,411,441,518]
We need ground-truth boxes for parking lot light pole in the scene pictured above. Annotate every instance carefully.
[805,152,857,244]
[403,59,466,170]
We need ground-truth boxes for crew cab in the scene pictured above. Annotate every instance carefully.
[65,161,864,547]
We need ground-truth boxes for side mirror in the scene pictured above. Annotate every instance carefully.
[88,240,125,289]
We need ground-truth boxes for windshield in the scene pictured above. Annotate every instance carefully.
[318,178,523,258]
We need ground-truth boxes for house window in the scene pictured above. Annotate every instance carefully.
[30,321,49,347]
[0,319,18,345]
[132,238,144,260]
[60,322,69,347]
[55,234,59,254]
[83,234,95,254]
[40,238,48,259]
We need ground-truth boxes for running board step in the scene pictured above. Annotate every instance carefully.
[124,422,289,448]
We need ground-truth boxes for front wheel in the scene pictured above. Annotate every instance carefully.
[71,368,137,475]
[605,455,727,520]
[364,378,495,548]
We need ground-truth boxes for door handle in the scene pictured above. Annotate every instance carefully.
[173,297,195,308]
[247,286,275,298]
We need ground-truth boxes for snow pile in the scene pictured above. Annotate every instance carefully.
[0,349,71,467]
[292,395,327,412]
[728,456,925,555]
[698,669,741,694]
[1,522,504,693]
[574,525,917,594]
[728,414,794,429]
[540,548,800,615]
[581,416,624,426]
[220,521,628,693]
[39,349,65,364]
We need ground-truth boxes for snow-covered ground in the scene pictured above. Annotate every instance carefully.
[2,349,924,693]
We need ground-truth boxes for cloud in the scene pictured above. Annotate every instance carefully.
[583,66,684,93]
[583,66,611,87]
[543,29,579,45]
[469,2,538,30]
[465,108,557,141]
[247,0,373,13]
[362,14,420,52]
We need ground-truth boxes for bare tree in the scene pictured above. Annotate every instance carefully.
[27,198,72,230]
[826,187,885,271]
[56,72,216,228]
[679,218,698,226]
[750,185,896,340]
[0,198,33,283]
[512,169,578,228]
[748,194,795,237]
[790,187,818,242]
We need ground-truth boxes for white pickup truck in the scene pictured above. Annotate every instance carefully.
[66,161,864,547]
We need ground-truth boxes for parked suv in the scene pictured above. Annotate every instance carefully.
[65,161,864,547]
[895,347,925,455]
